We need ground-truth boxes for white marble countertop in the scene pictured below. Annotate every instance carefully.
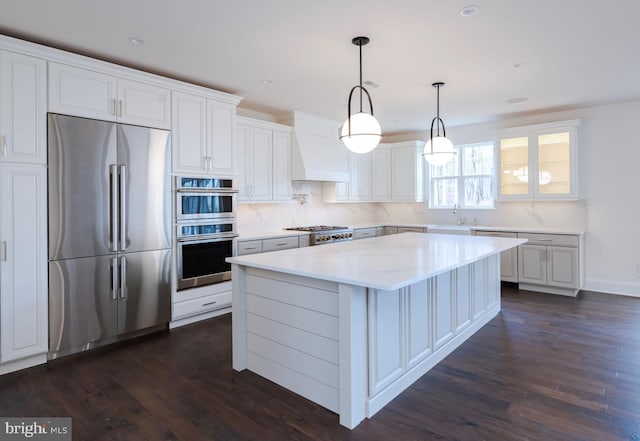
[228,233,526,291]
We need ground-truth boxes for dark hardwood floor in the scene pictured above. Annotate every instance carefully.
[2,286,640,440]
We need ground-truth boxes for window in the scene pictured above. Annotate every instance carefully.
[429,142,495,208]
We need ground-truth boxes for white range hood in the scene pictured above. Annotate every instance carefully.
[278,111,349,182]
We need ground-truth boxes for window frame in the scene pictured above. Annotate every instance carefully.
[427,141,496,210]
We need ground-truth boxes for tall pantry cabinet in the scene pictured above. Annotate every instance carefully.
[0,49,48,373]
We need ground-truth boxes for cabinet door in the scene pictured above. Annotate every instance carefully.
[499,136,530,197]
[48,62,117,121]
[475,231,518,282]
[207,100,236,176]
[518,244,547,285]
[455,265,472,333]
[547,246,578,289]
[433,273,454,349]
[249,127,273,201]
[406,281,431,369]
[235,124,251,200]
[118,79,170,129]
[372,148,392,201]
[391,147,420,201]
[0,164,48,362]
[383,226,398,236]
[368,289,403,396]
[171,91,207,174]
[272,130,292,201]
[348,151,372,201]
[0,51,46,164]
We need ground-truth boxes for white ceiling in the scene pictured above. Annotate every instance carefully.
[2,0,640,135]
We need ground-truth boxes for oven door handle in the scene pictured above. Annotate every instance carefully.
[176,188,239,194]
[177,233,239,243]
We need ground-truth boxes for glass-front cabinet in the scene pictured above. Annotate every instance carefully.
[497,120,580,200]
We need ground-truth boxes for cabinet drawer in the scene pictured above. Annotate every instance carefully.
[397,227,426,233]
[354,228,377,239]
[262,236,299,252]
[237,240,263,255]
[475,230,518,238]
[517,233,578,247]
[173,291,231,319]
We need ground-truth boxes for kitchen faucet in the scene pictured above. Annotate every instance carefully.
[452,203,459,214]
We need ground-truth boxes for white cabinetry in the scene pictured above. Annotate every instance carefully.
[475,230,519,282]
[172,91,237,176]
[353,227,378,240]
[236,117,292,202]
[237,235,305,256]
[372,148,392,200]
[0,50,46,164]
[170,281,232,329]
[0,164,48,371]
[49,62,171,129]
[517,232,582,296]
[390,141,424,202]
[497,119,581,200]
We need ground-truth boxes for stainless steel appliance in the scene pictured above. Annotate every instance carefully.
[175,176,237,221]
[176,219,238,290]
[285,226,353,245]
[48,114,172,359]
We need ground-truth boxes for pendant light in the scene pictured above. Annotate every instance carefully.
[423,82,456,166]
[339,36,382,154]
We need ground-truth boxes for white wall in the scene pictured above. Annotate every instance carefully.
[238,100,640,296]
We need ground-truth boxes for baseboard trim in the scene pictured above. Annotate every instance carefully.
[583,279,640,298]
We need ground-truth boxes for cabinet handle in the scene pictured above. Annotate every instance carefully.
[209,157,213,171]
[202,301,217,307]
[1,136,6,156]
[112,99,117,116]
[538,239,553,242]
[1,241,6,261]
[276,242,287,246]
[244,246,258,250]
[118,100,123,117]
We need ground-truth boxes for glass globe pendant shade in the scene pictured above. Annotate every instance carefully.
[340,112,382,154]
[423,136,455,166]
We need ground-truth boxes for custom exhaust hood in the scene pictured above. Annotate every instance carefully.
[277,111,349,182]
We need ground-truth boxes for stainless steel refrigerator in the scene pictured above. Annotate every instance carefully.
[48,113,172,358]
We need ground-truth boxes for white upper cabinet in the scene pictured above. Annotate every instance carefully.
[348,151,373,201]
[236,117,292,202]
[172,91,237,176]
[0,50,46,164]
[372,148,392,201]
[390,141,424,202]
[497,119,581,200]
[48,62,171,129]
[272,130,293,201]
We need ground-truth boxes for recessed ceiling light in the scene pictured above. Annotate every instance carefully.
[460,5,480,16]
[364,80,379,88]
[507,97,528,104]
[128,37,145,45]
[389,119,399,123]
[513,63,526,69]
[262,79,272,84]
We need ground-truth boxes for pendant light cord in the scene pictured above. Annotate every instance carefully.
[359,42,363,113]
[435,83,441,137]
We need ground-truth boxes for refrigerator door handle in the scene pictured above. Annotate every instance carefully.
[111,257,118,300]
[119,165,127,251]
[119,255,127,299]
[110,164,119,252]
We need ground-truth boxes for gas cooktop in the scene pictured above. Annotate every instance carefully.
[285,225,353,245]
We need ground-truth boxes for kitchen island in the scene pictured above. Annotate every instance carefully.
[228,232,525,429]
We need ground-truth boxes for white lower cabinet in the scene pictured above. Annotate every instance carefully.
[517,232,582,296]
[171,281,232,327]
[236,235,306,256]
[368,289,403,396]
[475,230,519,283]
[367,256,498,401]
[353,227,377,240]
[0,164,48,371]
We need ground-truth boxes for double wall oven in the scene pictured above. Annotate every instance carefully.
[175,177,238,290]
